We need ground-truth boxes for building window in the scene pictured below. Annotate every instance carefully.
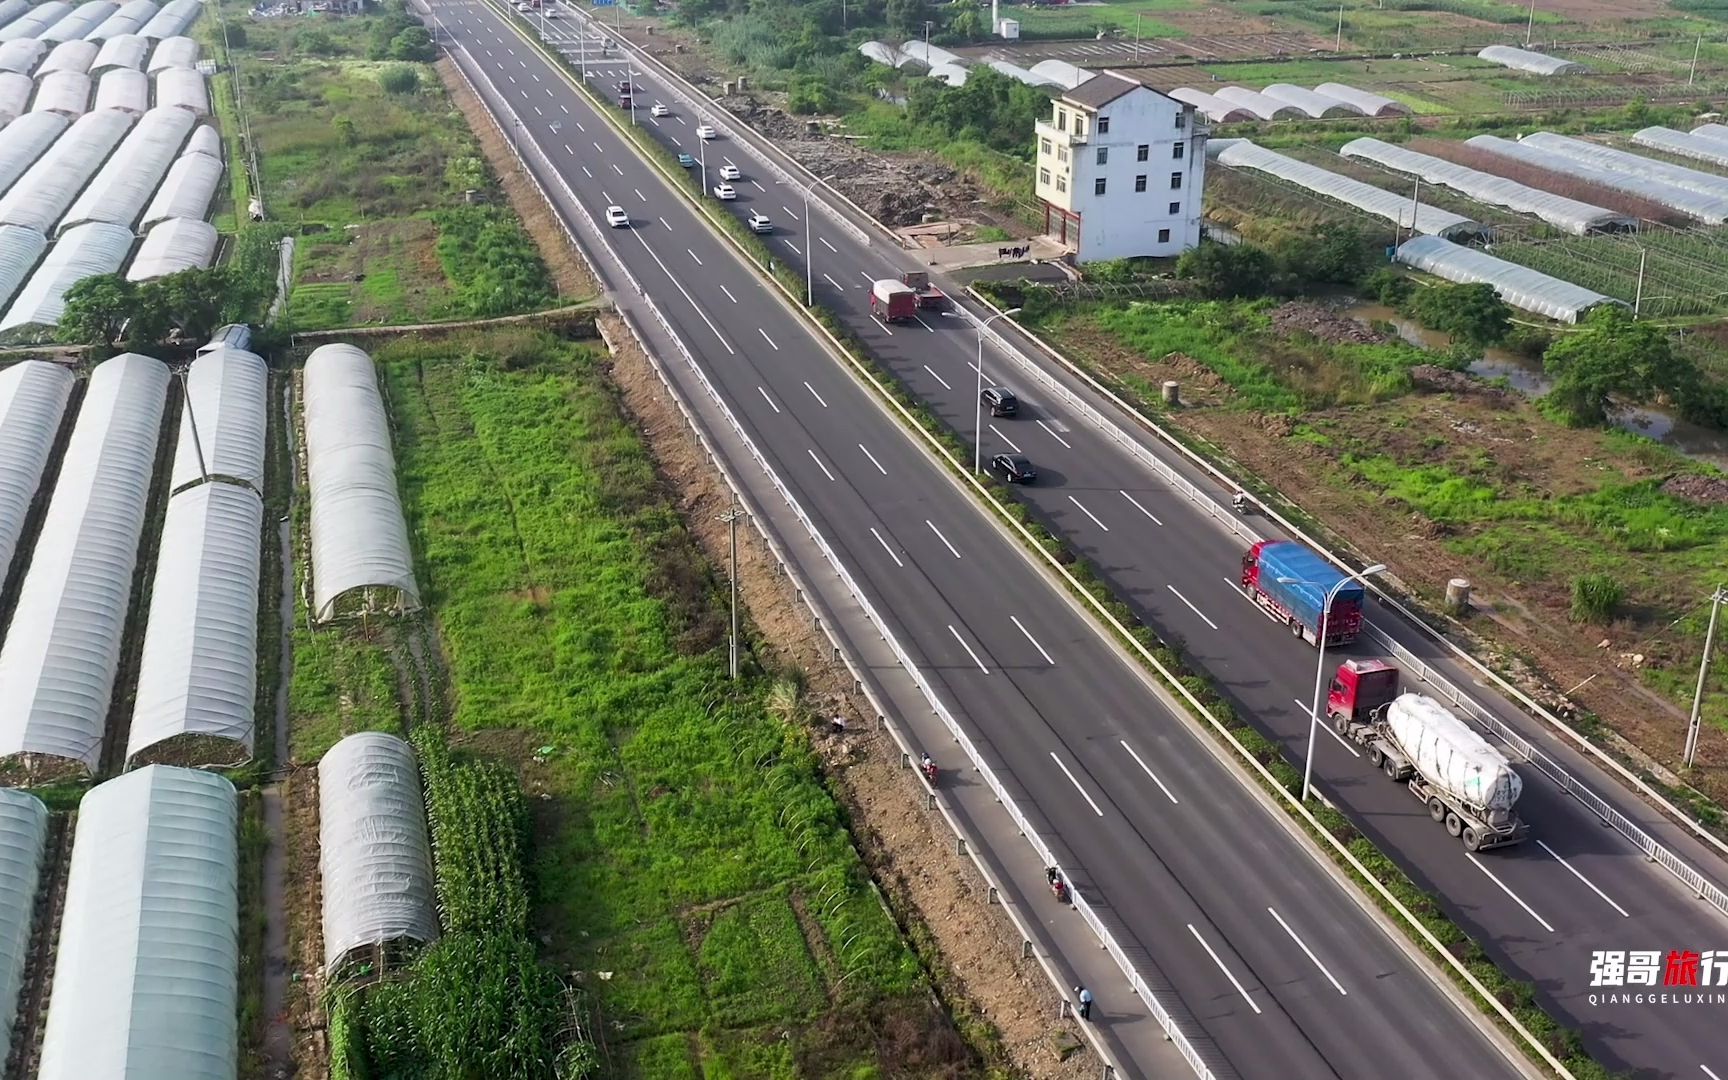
[1170,172,1183,190]
[1136,144,1149,161]
[1175,111,1186,129]
[1040,138,1051,156]
[1056,176,1067,193]
[1096,147,1108,166]
[1169,201,1181,215]
[1040,168,1051,186]
[1057,146,1068,164]
[1173,142,1184,160]
[1135,175,1147,192]
[1158,228,1171,243]
[1098,115,1110,134]
[1094,177,1107,195]
[1058,109,1067,132]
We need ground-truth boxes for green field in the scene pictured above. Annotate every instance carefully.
[1005,0,1193,39]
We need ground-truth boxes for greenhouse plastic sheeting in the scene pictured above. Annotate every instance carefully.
[1215,85,1304,120]
[0,790,46,1069]
[138,0,198,39]
[126,215,213,279]
[37,37,98,73]
[1693,122,1728,145]
[126,482,261,764]
[1631,126,1728,171]
[183,119,217,157]
[0,360,73,582]
[319,732,439,974]
[87,0,157,40]
[1523,130,1728,202]
[41,1,116,42]
[60,104,192,232]
[0,111,71,200]
[169,342,266,493]
[1477,44,1584,74]
[93,64,146,111]
[1315,82,1410,117]
[0,224,43,312]
[1466,133,1728,225]
[898,40,960,69]
[1029,59,1090,91]
[0,353,165,769]
[1169,87,1256,123]
[0,70,29,122]
[1216,140,1481,237]
[1340,137,1631,235]
[145,31,193,71]
[141,148,217,225]
[0,108,134,232]
[1262,83,1361,118]
[30,69,90,116]
[92,29,145,69]
[0,2,71,42]
[37,766,237,1080]
[0,37,46,74]
[0,220,134,334]
[305,343,420,621]
[926,62,968,87]
[154,63,206,114]
[0,0,28,33]
[1397,235,1617,323]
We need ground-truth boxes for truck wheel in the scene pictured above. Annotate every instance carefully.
[1462,826,1483,852]
[1428,797,1446,822]
[1366,746,1384,769]
[1383,756,1400,779]
[1332,713,1350,736]
[1444,812,1463,838]
[1290,620,1303,638]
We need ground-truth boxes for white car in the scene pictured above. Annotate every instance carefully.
[605,204,630,227]
[650,102,670,117]
[747,211,772,233]
[718,164,741,181]
[696,124,717,140]
[543,7,561,15]
[712,183,736,200]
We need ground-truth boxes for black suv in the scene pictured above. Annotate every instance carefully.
[980,386,1018,417]
[990,453,1036,484]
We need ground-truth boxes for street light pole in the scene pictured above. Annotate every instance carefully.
[1299,563,1386,802]
[718,504,746,679]
[699,114,707,194]
[802,172,838,306]
[966,307,1022,474]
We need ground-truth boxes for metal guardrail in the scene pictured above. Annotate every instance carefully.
[964,288,1728,922]
[441,37,1212,1080]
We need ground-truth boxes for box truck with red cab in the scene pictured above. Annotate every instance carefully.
[869,279,917,323]
[1239,539,1365,647]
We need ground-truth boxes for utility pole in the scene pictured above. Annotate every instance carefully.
[1690,34,1702,86]
[718,504,746,679]
[1525,0,1536,46]
[1684,586,1725,769]
[1134,12,1142,64]
[1633,246,1647,317]
[1335,3,1343,51]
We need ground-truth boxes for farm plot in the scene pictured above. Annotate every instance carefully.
[1491,229,1728,316]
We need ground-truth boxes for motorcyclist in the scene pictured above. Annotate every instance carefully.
[920,753,937,782]
[1232,490,1248,513]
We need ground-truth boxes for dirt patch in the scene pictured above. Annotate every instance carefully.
[284,769,328,1080]
[1663,473,1728,506]
[1269,301,1388,346]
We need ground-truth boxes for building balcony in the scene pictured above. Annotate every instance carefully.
[1036,118,1086,146]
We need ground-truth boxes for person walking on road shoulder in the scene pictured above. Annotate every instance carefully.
[1075,985,1093,1021]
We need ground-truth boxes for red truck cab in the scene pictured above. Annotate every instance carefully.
[1327,659,1399,726]
[900,270,949,311]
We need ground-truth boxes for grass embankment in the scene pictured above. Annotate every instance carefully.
[217,0,556,330]
[322,328,963,1077]
[1006,293,1728,806]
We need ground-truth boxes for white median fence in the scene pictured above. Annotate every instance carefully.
[442,38,1217,1080]
[964,288,1728,920]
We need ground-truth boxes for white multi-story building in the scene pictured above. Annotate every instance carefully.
[1034,71,1207,263]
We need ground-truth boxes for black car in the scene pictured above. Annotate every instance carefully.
[980,386,1018,417]
[990,453,1036,484]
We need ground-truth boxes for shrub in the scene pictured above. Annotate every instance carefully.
[378,65,421,95]
[1361,267,1413,307]
[1571,573,1625,624]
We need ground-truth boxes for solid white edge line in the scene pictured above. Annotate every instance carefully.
[1467,853,1556,933]
[1186,923,1263,1014]
[990,424,1022,453]
[804,381,828,407]
[1166,584,1218,631]
[1037,418,1072,448]
[755,386,779,413]
[1536,840,1630,918]
[922,364,952,390]
[1010,615,1055,665]
[1118,739,1178,805]
[859,444,887,475]
[1121,490,1163,526]
[1267,907,1348,996]
[1050,750,1105,817]
[807,448,835,482]
[926,519,962,559]
[1067,495,1109,533]
[869,527,904,567]
[948,624,991,675]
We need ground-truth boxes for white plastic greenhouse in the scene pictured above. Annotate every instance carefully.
[0,360,73,581]
[155,63,207,114]
[1466,134,1728,224]
[1215,85,1305,120]
[31,69,90,116]
[0,789,46,1068]
[1523,130,1728,201]
[1693,122,1728,145]
[0,2,71,42]
[1397,235,1617,323]
[1169,87,1256,124]
[0,0,27,32]
[184,119,217,156]
[856,41,912,69]
[126,482,262,766]
[0,224,45,311]
[898,40,961,70]
[41,1,116,42]
[88,0,158,41]
[126,215,213,279]
[1315,82,1411,117]
[1261,83,1361,118]
[1477,44,1584,75]
[927,62,968,87]
[0,353,165,770]
[145,31,194,71]
[59,104,193,232]
[37,766,237,1080]
[987,59,1062,88]
[1631,125,1728,171]
[93,64,146,111]
[0,108,135,233]
[1339,137,1632,235]
[37,37,98,74]
[0,111,70,199]
[319,732,439,977]
[92,30,147,70]
[0,38,46,74]
[0,221,135,334]
[305,343,421,622]
[1030,59,1090,91]
[0,70,29,122]
[141,148,218,225]
[170,342,266,493]
[138,0,199,39]
[1215,140,1481,237]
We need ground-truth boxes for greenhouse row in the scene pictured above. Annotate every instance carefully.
[0,37,43,71]
[0,69,25,119]
[1631,125,1728,172]
[62,104,195,233]
[0,789,46,1066]
[0,3,68,42]
[305,343,423,623]
[0,107,135,233]
[1339,137,1633,235]
[1169,87,1256,124]
[1396,235,1618,323]
[170,339,268,494]
[1260,83,1361,118]
[1213,139,1482,238]
[41,1,116,43]
[126,213,212,279]
[1477,44,1585,75]
[1523,130,1728,202]
[38,36,95,74]
[0,219,133,332]
[0,360,73,584]
[1215,85,1303,120]
[143,143,219,225]
[93,63,146,111]
[1466,133,1728,224]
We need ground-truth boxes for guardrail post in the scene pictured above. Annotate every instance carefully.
[987,886,998,905]
[1101,1066,1115,1080]
[1022,939,1033,959]
[956,837,967,857]
[926,793,936,810]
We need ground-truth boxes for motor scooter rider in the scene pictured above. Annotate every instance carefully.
[920,752,937,781]
[1232,490,1248,513]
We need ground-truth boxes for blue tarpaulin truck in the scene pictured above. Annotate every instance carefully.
[1239,539,1365,647]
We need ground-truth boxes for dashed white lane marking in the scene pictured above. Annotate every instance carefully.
[1010,616,1054,665]
[923,365,951,390]
[803,381,827,407]
[990,424,1022,453]
[1468,854,1556,933]
[1119,740,1178,804]
[870,527,903,567]
[1067,495,1108,532]
[688,248,703,266]
[1037,419,1072,448]
[1267,908,1347,996]
[806,449,835,482]
[949,624,990,674]
[1051,751,1104,816]
[926,520,961,559]
[1166,585,1217,630]
[719,284,737,303]
[1121,490,1163,526]
[755,386,779,413]
[1187,924,1263,1015]
[1537,841,1630,918]
[859,444,887,475]
[757,327,777,350]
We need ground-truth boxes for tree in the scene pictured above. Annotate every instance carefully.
[387,26,435,62]
[886,0,926,36]
[334,115,359,146]
[786,75,837,115]
[378,64,421,95]
[1274,223,1374,286]
[57,274,137,346]
[1406,282,1509,347]
[1175,241,1276,299]
[145,267,229,343]
[1541,304,1702,427]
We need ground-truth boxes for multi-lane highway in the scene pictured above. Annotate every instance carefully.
[427,3,1726,1075]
